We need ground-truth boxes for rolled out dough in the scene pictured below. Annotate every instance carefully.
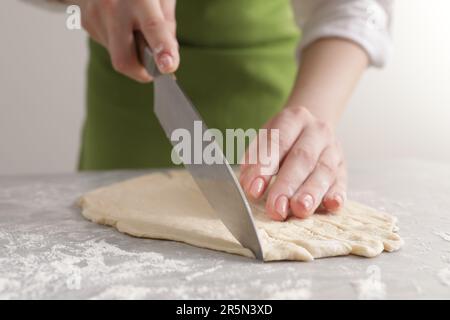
[79,170,403,261]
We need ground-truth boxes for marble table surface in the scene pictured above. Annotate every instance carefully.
[1,159,450,300]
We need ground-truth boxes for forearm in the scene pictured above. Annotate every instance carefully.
[286,37,369,126]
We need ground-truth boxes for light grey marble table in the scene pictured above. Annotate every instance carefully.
[1,159,450,300]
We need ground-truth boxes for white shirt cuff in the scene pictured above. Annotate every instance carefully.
[20,0,67,12]
[297,0,393,68]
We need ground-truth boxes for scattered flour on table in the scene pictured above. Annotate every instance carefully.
[434,231,450,242]
[0,224,188,299]
[252,279,312,300]
[1,223,316,300]
[0,278,21,300]
[412,281,423,295]
[437,268,450,287]
[91,286,152,300]
[353,278,386,300]
[434,231,450,287]
[352,265,386,300]
[185,265,223,281]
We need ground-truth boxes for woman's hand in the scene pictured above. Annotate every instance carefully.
[240,106,347,221]
[71,0,179,82]
[240,37,368,221]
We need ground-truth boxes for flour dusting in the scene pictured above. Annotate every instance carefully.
[434,231,450,242]
[0,221,318,299]
[0,223,188,299]
[91,286,152,300]
[437,268,450,287]
[259,279,311,300]
[352,266,386,300]
[185,265,223,281]
[353,278,386,300]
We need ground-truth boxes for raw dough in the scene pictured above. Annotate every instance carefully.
[79,170,403,261]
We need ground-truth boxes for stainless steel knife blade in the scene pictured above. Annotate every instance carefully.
[136,33,263,260]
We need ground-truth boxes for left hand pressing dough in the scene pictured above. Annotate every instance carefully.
[78,170,403,261]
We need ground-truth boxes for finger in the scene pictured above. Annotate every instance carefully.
[135,0,180,73]
[240,128,278,201]
[240,107,310,202]
[83,21,105,47]
[240,117,276,175]
[290,146,341,219]
[105,13,152,82]
[239,120,273,193]
[160,0,177,36]
[82,1,108,47]
[322,162,348,212]
[265,121,332,220]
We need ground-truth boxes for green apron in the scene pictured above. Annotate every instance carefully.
[79,0,300,170]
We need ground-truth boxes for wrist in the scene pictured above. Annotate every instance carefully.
[283,104,340,128]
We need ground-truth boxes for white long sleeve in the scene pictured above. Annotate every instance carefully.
[292,0,394,68]
[20,0,65,12]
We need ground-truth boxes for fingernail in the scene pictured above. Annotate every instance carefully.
[275,196,289,218]
[249,178,265,198]
[158,53,173,71]
[302,194,314,211]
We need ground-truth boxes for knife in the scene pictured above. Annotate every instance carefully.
[135,33,263,260]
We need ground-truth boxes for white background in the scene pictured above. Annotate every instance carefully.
[1,0,449,175]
